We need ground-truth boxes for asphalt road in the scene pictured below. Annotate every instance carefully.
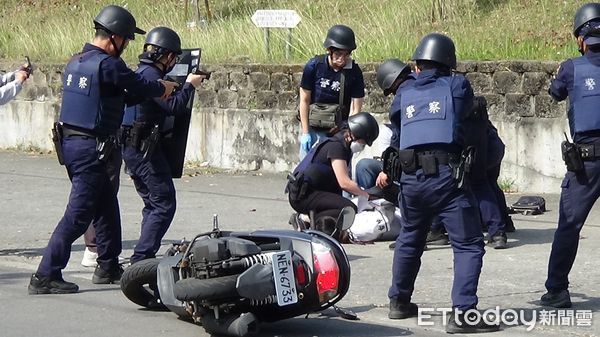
[1,150,599,337]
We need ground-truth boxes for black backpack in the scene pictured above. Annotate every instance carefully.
[510,196,546,215]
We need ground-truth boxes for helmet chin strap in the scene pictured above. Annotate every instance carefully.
[109,36,126,57]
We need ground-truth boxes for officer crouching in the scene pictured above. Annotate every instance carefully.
[287,112,379,241]
[386,33,499,333]
[121,27,205,265]
[29,5,178,295]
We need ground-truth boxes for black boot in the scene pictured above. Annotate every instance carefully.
[446,309,500,334]
[388,298,418,319]
[92,265,124,284]
[426,228,449,245]
[487,232,508,249]
[28,273,79,295]
[540,289,572,308]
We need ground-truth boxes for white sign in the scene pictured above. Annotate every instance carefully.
[251,10,301,28]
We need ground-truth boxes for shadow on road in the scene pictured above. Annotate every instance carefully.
[262,314,413,337]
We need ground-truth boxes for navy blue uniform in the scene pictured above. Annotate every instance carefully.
[388,69,485,310]
[299,55,365,158]
[545,50,600,293]
[122,63,195,264]
[36,44,165,279]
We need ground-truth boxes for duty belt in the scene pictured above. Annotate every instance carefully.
[578,143,600,160]
[61,124,98,139]
[416,151,456,166]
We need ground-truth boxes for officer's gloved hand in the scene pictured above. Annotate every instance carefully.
[300,133,312,152]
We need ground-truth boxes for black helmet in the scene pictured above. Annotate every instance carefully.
[323,25,357,51]
[94,5,145,40]
[412,33,457,69]
[145,27,182,54]
[376,59,410,96]
[574,3,600,37]
[348,112,379,146]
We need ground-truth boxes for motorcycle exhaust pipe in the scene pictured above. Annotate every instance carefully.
[201,312,259,337]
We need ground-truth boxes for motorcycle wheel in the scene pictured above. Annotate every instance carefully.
[173,274,238,302]
[120,258,166,310]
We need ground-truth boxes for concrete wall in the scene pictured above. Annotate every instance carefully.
[0,60,568,193]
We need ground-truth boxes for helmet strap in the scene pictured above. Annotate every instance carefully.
[109,36,126,57]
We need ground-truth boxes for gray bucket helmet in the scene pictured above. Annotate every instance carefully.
[412,33,457,69]
[94,5,145,40]
[348,112,379,146]
[376,59,410,96]
[323,25,357,51]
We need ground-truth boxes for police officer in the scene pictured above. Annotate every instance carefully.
[542,2,600,308]
[298,24,366,160]
[122,27,205,265]
[355,59,412,191]
[387,33,499,333]
[28,5,178,294]
[288,112,379,237]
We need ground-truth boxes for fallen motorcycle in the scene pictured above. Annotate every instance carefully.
[120,215,352,337]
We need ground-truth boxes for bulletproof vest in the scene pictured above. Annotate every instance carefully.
[59,50,125,136]
[398,77,456,149]
[122,64,163,127]
[312,55,352,117]
[293,138,339,192]
[570,56,600,134]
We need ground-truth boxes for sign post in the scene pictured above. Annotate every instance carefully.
[251,10,301,60]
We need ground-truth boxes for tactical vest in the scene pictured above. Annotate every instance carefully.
[59,50,125,136]
[122,64,163,127]
[293,138,343,193]
[399,77,456,150]
[312,55,351,118]
[570,56,600,134]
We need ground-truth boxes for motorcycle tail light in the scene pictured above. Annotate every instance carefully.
[312,240,340,303]
[295,261,308,287]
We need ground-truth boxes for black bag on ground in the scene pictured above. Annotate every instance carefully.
[510,196,546,215]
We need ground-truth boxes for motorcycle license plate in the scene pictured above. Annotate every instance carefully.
[272,251,298,306]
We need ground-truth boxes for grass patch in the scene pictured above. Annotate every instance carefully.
[498,177,517,193]
[0,0,590,64]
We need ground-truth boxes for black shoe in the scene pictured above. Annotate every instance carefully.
[388,299,418,319]
[388,242,396,250]
[92,265,124,284]
[446,310,500,334]
[488,232,508,249]
[28,273,79,295]
[540,289,572,308]
[426,229,449,245]
[289,213,308,231]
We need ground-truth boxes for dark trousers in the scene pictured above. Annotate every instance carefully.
[546,160,600,292]
[83,155,121,253]
[471,177,504,237]
[389,165,484,310]
[289,189,357,224]
[122,144,176,264]
[37,136,122,278]
[487,163,513,229]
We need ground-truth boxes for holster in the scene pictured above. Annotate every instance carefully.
[96,136,117,162]
[286,172,309,201]
[382,146,401,182]
[562,141,584,172]
[452,146,475,188]
[141,124,160,161]
[51,122,65,165]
